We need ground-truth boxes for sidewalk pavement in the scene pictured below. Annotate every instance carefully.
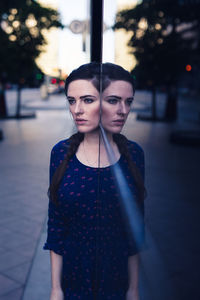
[0,89,199,300]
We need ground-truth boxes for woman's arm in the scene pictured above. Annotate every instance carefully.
[126,254,140,300]
[50,250,64,300]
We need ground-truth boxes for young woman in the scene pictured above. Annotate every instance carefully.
[44,62,146,300]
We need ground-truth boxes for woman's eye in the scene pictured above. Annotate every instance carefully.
[126,99,133,106]
[107,98,118,104]
[84,98,94,104]
[68,99,75,105]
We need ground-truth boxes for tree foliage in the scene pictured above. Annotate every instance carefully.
[0,0,63,85]
[114,0,200,90]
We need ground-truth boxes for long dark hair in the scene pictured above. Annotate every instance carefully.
[48,62,146,204]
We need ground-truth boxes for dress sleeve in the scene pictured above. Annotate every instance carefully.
[127,141,146,256]
[43,144,66,255]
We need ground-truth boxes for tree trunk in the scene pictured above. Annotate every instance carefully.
[16,85,21,118]
[0,84,8,118]
[151,87,157,120]
[164,85,177,122]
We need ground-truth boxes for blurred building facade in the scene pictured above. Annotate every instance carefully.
[36,0,60,77]
[36,0,137,77]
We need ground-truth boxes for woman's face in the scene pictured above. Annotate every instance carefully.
[101,80,134,133]
[67,80,100,133]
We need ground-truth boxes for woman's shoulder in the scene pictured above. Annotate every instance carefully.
[51,138,70,155]
[126,139,145,178]
[126,139,144,156]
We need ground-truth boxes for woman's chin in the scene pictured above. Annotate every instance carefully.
[101,126,123,134]
[76,125,100,134]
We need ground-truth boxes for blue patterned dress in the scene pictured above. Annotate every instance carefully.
[43,138,145,299]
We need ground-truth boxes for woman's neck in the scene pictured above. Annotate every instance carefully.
[83,130,113,147]
[76,130,119,167]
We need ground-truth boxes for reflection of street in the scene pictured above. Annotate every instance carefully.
[0,89,199,300]
[133,90,200,124]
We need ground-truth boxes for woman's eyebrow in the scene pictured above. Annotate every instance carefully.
[104,95,122,100]
[67,95,97,99]
[80,95,97,99]
[104,95,134,100]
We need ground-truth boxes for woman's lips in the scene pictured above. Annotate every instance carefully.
[75,119,87,125]
[112,119,125,125]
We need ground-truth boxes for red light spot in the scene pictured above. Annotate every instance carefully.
[59,80,65,87]
[186,64,192,72]
[51,78,57,84]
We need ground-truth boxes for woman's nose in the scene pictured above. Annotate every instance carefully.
[74,101,83,114]
[117,102,127,115]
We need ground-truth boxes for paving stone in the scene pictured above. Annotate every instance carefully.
[0,250,30,272]
[0,274,21,296]
[0,287,23,300]
[2,261,31,285]
[14,242,37,260]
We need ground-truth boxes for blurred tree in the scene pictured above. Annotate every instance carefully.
[0,0,63,118]
[114,0,200,121]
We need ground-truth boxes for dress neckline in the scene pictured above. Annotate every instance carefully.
[74,154,122,169]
